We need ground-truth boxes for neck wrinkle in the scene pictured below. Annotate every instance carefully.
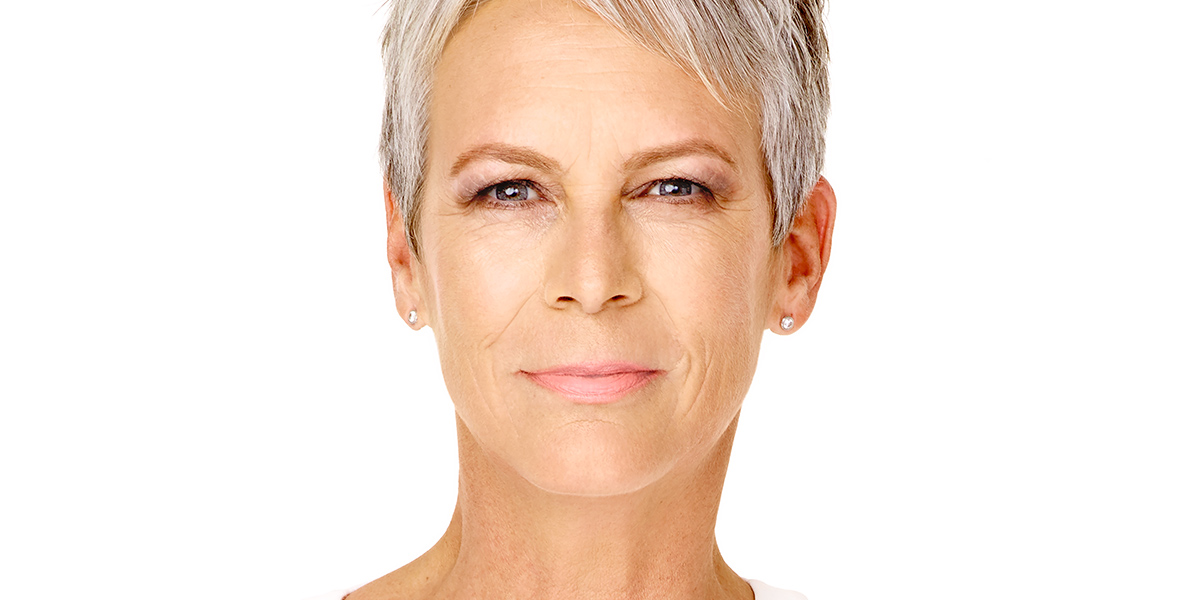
[419,413,749,600]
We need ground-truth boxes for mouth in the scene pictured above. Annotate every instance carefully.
[521,362,663,404]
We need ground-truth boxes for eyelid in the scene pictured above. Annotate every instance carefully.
[453,161,550,198]
[471,178,547,208]
[635,177,716,203]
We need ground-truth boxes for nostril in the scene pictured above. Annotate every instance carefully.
[557,296,576,303]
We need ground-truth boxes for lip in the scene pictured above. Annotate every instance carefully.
[521,362,663,404]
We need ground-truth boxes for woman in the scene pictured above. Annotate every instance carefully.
[313,0,835,597]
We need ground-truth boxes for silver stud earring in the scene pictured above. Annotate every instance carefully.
[780,316,794,331]
[408,310,418,326]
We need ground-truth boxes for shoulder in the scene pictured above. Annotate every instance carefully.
[298,592,350,600]
[304,578,802,600]
[748,578,808,600]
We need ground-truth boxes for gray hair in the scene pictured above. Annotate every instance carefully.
[380,0,828,253]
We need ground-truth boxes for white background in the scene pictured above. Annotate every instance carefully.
[1,1,1177,599]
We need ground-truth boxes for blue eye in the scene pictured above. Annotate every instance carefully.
[480,180,538,204]
[655,179,696,196]
[645,178,712,202]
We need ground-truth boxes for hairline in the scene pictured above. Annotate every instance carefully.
[381,0,829,254]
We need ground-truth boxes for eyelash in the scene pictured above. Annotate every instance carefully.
[643,178,716,204]
[471,177,716,209]
[472,179,542,209]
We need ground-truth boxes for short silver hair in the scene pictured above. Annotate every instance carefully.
[380,0,829,253]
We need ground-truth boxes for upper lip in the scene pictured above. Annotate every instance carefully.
[522,362,661,377]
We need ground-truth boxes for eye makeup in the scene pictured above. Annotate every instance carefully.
[448,154,741,211]
[471,179,546,209]
[636,178,716,205]
[451,161,560,209]
[625,160,738,206]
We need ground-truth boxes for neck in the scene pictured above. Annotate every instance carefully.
[407,413,749,600]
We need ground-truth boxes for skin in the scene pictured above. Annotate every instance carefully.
[354,0,836,598]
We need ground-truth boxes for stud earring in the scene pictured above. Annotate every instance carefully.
[408,310,418,326]
[780,316,794,331]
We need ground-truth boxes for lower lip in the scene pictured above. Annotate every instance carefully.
[523,370,661,404]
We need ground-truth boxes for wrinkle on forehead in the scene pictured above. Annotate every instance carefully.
[435,0,740,115]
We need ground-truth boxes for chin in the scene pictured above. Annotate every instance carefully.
[521,422,677,497]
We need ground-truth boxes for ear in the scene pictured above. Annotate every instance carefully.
[385,182,427,329]
[767,176,836,334]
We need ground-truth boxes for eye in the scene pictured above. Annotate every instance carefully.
[475,180,540,206]
[643,178,713,202]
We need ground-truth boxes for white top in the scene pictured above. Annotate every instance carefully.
[303,579,805,600]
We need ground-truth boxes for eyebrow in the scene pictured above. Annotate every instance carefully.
[449,143,562,177]
[448,138,738,178]
[621,139,738,173]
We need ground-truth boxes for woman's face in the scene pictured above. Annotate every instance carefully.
[404,0,788,496]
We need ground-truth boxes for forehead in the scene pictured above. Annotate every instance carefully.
[428,0,761,170]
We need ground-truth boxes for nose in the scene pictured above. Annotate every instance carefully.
[543,203,642,314]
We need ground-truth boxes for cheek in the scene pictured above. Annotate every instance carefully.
[424,219,544,354]
[646,231,771,414]
[645,229,772,336]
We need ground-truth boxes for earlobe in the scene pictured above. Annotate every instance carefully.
[768,176,837,334]
[385,183,426,329]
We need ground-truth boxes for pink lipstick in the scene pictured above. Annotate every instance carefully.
[522,362,661,404]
